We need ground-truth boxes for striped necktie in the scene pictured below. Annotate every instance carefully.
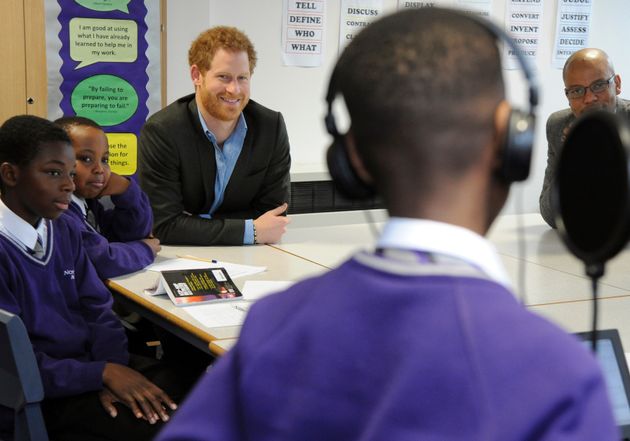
[84,202,97,230]
[30,235,44,258]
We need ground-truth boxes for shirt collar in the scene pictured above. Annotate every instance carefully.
[72,193,87,217]
[0,197,42,250]
[197,108,247,145]
[376,217,512,288]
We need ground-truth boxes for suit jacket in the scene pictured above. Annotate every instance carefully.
[539,98,630,228]
[138,94,291,245]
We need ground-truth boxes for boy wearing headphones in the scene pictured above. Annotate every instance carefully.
[156,9,617,441]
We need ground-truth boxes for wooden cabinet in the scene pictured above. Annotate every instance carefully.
[0,0,46,123]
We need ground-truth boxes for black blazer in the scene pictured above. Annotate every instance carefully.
[138,94,291,245]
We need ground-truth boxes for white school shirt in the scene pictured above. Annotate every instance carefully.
[0,198,48,254]
[376,217,512,289]
[71,194,87,218]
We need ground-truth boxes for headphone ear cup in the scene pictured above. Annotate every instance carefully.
[326,135,375,200]
[499,108,535,183]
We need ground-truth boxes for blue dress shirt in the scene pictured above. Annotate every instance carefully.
[197,110,255,244]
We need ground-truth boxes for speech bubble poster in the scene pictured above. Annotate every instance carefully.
[50,0,152,175]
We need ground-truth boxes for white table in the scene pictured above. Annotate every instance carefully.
[107,243,326,355]
[108,211,630,355]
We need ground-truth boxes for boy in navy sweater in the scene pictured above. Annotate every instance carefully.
[54,116,160,279]
[0,115,188,441]
[157,9,618,441]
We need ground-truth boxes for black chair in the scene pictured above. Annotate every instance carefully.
[0,308,48,441]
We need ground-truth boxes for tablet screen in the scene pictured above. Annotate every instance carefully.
[576,329,630,438]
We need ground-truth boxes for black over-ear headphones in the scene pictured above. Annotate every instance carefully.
[324,10,539,200]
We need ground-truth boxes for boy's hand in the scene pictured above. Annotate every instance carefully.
[141,237,161,257]
[99,172,130,197]
[98,387,120,418]
[102,362,177,424]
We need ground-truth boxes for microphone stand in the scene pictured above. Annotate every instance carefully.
[586,262,604,353]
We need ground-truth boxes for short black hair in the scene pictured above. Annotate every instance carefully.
[0,115,71,166]
[334,8,504,203]
[54,115,102,133]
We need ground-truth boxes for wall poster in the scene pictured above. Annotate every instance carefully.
[45,0,161,175]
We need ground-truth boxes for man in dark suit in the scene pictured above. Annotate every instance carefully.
[138,26,290,245]
[540,48,630,228]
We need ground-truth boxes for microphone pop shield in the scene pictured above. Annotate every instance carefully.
[553,110,630,273]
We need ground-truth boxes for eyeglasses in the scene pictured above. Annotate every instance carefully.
[565,74,616,100]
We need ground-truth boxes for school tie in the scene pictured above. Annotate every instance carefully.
[30,235,44,259]
[84,202,98,230]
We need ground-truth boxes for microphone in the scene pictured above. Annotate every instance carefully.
[553,110,630,351]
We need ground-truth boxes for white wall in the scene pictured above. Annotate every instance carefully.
[166,1,630,214]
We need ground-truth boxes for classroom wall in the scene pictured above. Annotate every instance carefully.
[165,1,630,214]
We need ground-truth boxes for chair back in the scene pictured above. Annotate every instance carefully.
[0,308,48,441]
